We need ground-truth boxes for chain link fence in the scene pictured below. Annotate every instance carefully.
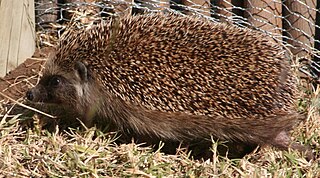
[34,0,320,78]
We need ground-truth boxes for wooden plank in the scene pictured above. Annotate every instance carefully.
[216,0,232,21]
[7,0,24,72]
[283,0,317,57]
[18,0,35,65]
[0,0,35,77]
[182,0,211,16]
[0,0,12,77]
[244,0,282,36]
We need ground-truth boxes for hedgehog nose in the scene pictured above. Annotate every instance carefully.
[26,90,34,101]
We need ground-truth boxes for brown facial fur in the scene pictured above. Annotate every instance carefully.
[28,13,311,158]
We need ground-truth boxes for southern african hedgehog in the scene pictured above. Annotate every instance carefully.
[27,13,312,158]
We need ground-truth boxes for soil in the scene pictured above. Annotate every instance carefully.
[0,47,54,102]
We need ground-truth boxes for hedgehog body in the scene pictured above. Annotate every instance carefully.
[27,14,310,157]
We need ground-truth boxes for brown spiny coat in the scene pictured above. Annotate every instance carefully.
[27,13,310,157]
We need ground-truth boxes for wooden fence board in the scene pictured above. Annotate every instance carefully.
[0,0,35,77]
[18,0,35,65]
[283,0,317,57]
[244,0,282,36]
[8,0,24,71]
[216,0,232,20]
[0,0,12,77]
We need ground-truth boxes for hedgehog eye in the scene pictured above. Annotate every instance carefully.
[50,76,61,87]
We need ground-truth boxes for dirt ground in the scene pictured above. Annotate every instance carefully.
[0,47,54,102]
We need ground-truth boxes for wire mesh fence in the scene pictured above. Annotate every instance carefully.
[34,0,320,77]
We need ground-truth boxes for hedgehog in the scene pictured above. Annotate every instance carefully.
[26,13,313,159]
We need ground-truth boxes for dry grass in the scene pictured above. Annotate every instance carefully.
[0,120,317,177]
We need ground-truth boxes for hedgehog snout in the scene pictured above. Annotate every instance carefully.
[26,85,48,103]
[26,90,34,101]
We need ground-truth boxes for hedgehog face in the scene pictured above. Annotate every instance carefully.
[26,61,89,107]
[26,74,78,105]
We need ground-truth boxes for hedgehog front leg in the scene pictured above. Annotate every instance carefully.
[271,130,314,160]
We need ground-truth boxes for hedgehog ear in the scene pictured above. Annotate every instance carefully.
[75,61,88,82]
